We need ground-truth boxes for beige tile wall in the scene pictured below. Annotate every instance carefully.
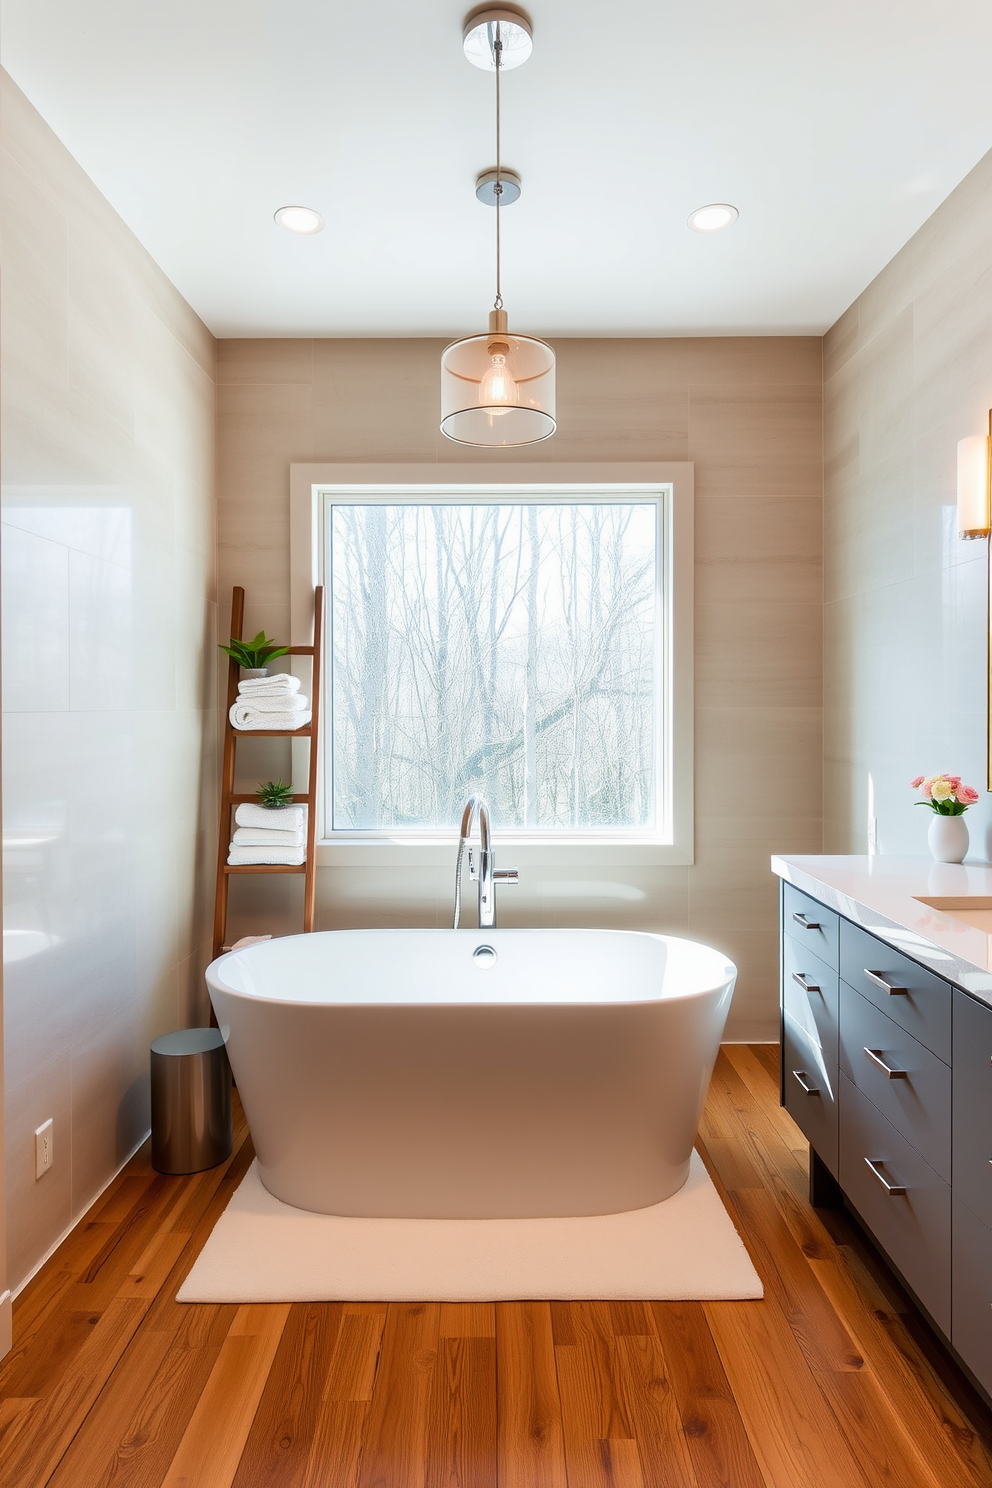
[823,147,992,858]
[218,336,823,1039]
[1,71,218,1294]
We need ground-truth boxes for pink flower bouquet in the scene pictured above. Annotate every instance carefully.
[911,774,980,817]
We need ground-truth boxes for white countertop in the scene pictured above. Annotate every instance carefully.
[771,854,992,1006]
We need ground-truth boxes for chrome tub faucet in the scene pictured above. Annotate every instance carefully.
[452,794,518,928]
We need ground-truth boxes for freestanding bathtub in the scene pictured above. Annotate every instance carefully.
[206,928,736,1219]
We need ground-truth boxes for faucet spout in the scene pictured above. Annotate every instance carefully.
[453,795,517,929]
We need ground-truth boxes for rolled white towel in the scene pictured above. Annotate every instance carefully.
[234,692,309,713]
[237,673,301,694]
[235,803,306,831]
[230,704,312,731]
[232,826,305,848]
[227,845,306,866]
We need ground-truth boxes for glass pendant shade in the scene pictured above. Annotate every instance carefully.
[441,313,556,447]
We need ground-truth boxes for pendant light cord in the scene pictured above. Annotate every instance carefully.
[493,23,503,310]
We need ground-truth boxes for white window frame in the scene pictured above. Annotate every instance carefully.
[290,462,693,868]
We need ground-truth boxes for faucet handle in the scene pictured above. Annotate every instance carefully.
[494,868,519,884]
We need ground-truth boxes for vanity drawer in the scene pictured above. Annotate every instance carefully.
[952,989,992,1227]
[839,1074,951,1334]
[782,937,838,1060]
[839,983,950,1182]
[839,920,951,1063]
[783,1015,838,1175]
[783,883,839,969]
[952,1196,992,1399]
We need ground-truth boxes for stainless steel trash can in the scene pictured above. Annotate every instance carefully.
[150,1028,232,1174]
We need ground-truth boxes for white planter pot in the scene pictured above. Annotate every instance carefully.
[928,813,969,864]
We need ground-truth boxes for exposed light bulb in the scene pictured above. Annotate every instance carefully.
[478,351,519,412]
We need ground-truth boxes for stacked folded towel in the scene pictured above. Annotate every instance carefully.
[230,673,311,731]
[228,803,307,866]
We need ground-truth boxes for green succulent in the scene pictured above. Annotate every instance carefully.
[256,779,295,809]
[219,630,289,670]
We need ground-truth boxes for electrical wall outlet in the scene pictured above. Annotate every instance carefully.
[35,1119,53,1179]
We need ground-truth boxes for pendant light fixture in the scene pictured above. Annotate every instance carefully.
[440,6,556,447]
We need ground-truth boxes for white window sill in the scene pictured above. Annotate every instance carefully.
[315,840,693,868]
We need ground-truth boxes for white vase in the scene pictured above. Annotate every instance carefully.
[928,813,969,864]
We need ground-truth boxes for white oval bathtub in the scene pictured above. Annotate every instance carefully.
[206,928,736,1219]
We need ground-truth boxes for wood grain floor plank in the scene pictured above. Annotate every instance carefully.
[2,1222,119,1385]
[728,1187,864,1375]
[323,1309,383,1402]
[141,1136,257,1336]
[0,1296,148,1487]
[702,1298,871,1488]
[160,1303,290,1488]
[439,1303,496,1338]
[301,1400,368,1488]
[646,1302,765,1488]
[44,1326,176,1488]
[808,1241,992,1488]
[46,1305,237,1488]
[608,1302,651,1337]
[749,1045,781,1084]
[425,1336,497,1488]
[555,1301,639,1488]
[355,1303,441,1488]
[231,1303,343,1488]
[613,1334,698,1488]
[118,1230,192,1302]
[496,1302,568,1488]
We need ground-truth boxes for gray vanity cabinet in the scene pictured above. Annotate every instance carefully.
[779,884,992,1404]
[839,1074,951,1332]
[783,883,840,968]
[951,988,992,1395]
[952,987,992,1227]
[952,1198,992,1397]
[838,986,951,1181]
[781,888,840,1175]
[839,920,951,1062]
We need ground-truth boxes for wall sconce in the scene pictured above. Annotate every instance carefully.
[957,414,991,539]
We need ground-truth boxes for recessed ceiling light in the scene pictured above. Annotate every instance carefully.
[687,203,739,233]
[274,205,324,235]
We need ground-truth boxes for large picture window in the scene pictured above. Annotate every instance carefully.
[290,465,693,860]
[327,496,661,835]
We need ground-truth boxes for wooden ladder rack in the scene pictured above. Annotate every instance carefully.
[212,584,323,957]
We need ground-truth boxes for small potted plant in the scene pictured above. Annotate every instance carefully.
[911,774,980,862]
[256,779,295,809]
[219,630,289,678]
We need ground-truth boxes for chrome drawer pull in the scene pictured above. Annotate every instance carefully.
[792,911,821,930]
[791,1070,819,1096]
[864,1047,908,1079]
[792,971,821,993]
[864,1158,906,1195]
[864,968,908,996]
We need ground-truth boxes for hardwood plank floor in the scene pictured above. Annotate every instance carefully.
[3,1046,992,1487]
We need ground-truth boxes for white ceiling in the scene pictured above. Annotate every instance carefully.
[3,1,992,338]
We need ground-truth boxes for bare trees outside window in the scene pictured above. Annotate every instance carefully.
[326,498,662,835]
